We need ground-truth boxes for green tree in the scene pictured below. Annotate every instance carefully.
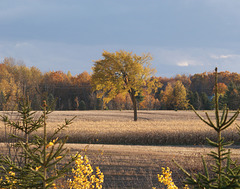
[174,68,240,189]
[192,91,201,110]
[187,90,194,108]
[96,98,103,110]
[223,82,240,110]
[79,100,86,110]
[47,93,57,110]
[0,100,77,188]
[91,50,155,121]
[200,92,212,110]
[136,92,145,109]
[73,96,79,110]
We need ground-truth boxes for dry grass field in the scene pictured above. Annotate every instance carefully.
[0,110,240,188]
[1,110,239,145]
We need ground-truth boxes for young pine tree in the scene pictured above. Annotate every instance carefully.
[0,99,78,188]
[173,68,240,189]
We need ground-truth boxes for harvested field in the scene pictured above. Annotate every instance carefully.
[0,110,240,188]
[1,110,238,145]
[0,143,239,188]
[65,143,240,188]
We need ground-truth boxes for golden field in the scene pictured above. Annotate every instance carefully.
[1,110,238,145]
[0,110,240,188]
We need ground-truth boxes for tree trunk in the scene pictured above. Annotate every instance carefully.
[129,90,137,121]
[133,99,137,121]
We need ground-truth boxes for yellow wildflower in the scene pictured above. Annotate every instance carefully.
[68,154,104,189]
[9,171,15,177]
[46,142,54,148]
[52,137,58,143]
[153,167,189,189]
[35,166,41,171]
[55,156,62,160]
[46,138,59,149]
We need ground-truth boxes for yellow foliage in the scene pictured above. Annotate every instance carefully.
[68,154,104,189]
[91,50,155,103]
[153,167,189,189]
[173,81,188,110]
[160,83,174,109]
[139,94,160,110]
[0,170,17,189]
[160,81,188,110]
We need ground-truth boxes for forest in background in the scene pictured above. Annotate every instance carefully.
[1,57,240,111]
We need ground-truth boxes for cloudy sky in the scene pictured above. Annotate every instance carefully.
[1,0,240,77]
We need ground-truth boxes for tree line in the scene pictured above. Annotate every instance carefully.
[0,57,240,111]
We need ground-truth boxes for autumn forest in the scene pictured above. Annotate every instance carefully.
[1,57,240,111]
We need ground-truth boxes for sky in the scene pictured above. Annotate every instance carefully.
[0,0,240,77]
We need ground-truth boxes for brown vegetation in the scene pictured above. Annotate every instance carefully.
[0,110,239,145]
[0,110,239,188]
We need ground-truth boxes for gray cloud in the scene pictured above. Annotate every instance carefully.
[1,40,240,77]
[1,1,240,77]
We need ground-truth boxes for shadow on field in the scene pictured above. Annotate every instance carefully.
[66,144,240,189]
